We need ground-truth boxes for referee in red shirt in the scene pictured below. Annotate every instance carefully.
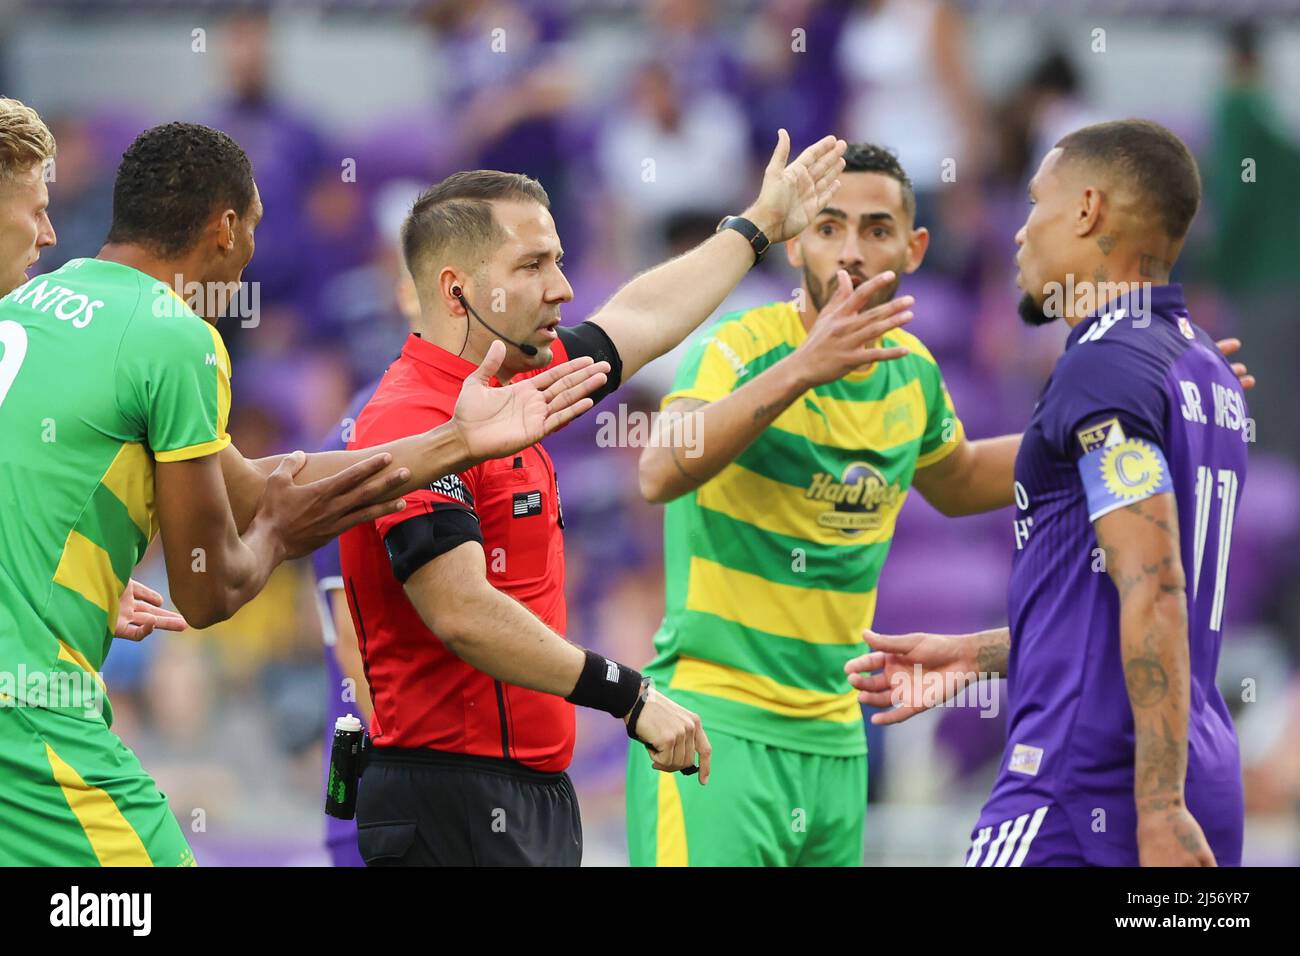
[341,132,847,865]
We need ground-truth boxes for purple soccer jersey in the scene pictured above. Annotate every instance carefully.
[313,380,382,865]
[968,284,1247,867]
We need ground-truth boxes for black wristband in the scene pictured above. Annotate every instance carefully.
[716,215,771,265]
[565,648,643,718]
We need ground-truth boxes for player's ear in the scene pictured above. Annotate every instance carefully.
[903,226,930,274]
[1075,185,1104,238]
[784,237,803,269]
[216,208,238,253]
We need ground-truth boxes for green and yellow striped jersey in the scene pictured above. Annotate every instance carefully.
[0,258,231,724]
[644,300,963,756]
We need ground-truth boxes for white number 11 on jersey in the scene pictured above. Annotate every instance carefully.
[1191,466,1239,632]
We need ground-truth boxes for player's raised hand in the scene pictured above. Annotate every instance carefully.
[789,270,914,388]
[845,628,991,725]
[114,579,188,641]
[1137,806,1217,867]
[453,340,610,463]
[1215,338,1255,391]
[743,130,847,244]
[626,687,711,784]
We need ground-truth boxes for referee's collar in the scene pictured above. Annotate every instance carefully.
[401,332,502,386]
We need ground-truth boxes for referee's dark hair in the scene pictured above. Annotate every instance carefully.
[1054,119,1202,241]
[107,122,256,258]
[402,170,551,283]
[842,143,917,223]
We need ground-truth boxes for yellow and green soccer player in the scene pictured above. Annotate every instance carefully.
[0,117,610,866]
[626,143,1024,866]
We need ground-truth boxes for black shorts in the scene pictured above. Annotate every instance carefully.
[355,747,583,867]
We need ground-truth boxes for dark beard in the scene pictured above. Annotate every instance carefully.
[1017,292,1058,327]
[805,266,898,312]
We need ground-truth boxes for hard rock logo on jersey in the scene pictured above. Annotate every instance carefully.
[805,462,902,534]
[1099,438,1166,501]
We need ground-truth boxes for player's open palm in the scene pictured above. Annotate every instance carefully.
[454,340,610,462]
[845,628,977,725]
[1138,807,1217,866]
[750,130,847,243]
[795,270,914,385]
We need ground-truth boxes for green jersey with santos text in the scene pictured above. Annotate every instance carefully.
[644,300,964,757]
[0,257,232,724]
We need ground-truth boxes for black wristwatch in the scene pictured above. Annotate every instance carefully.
[716,215,771,265]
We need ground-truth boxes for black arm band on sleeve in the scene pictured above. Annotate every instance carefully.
[564,648,643,718]
[383,507,483,583]
[556,321,623,404]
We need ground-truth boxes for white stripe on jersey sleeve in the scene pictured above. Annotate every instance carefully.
[980,819,1013,867]
[965,826,992,866]
[1008,805,1050,868]
[992,811,1031,867]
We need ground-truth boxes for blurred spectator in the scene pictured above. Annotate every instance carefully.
[422,0,581,250]
[207,10,328,360]
[595,61,749,262]
[738,0,851,156]
[641,0,745,100]
[39,115,112,271]
[836,0,989,274]
[314,178,423,388]
[1206,19,1300,463]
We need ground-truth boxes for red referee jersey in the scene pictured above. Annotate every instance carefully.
[340,333,577,772]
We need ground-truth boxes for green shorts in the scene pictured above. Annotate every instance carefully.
[626,727,866,866]
[0,701,194,866]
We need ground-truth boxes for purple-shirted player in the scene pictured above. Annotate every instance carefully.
[846,119,1251,866]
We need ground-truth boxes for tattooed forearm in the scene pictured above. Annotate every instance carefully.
[972,629,1010,675]
[1134,713,1186,810]
[1094,495,1191,819]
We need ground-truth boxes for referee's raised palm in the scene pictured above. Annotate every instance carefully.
[454,340,611,462]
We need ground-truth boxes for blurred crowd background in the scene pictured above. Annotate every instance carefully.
[6,0,1298,865]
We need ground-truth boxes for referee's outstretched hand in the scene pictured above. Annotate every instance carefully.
[454,340,611,464]
[627,687,712,784]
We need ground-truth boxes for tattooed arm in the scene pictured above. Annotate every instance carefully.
[1094,492,1216,866]
[638,270,913,503]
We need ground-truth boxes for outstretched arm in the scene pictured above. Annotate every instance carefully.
[221,342,609,534]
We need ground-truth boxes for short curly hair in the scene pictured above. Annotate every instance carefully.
[843,143,916,222]
[0,97,56,182]
[107,122,255,257]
